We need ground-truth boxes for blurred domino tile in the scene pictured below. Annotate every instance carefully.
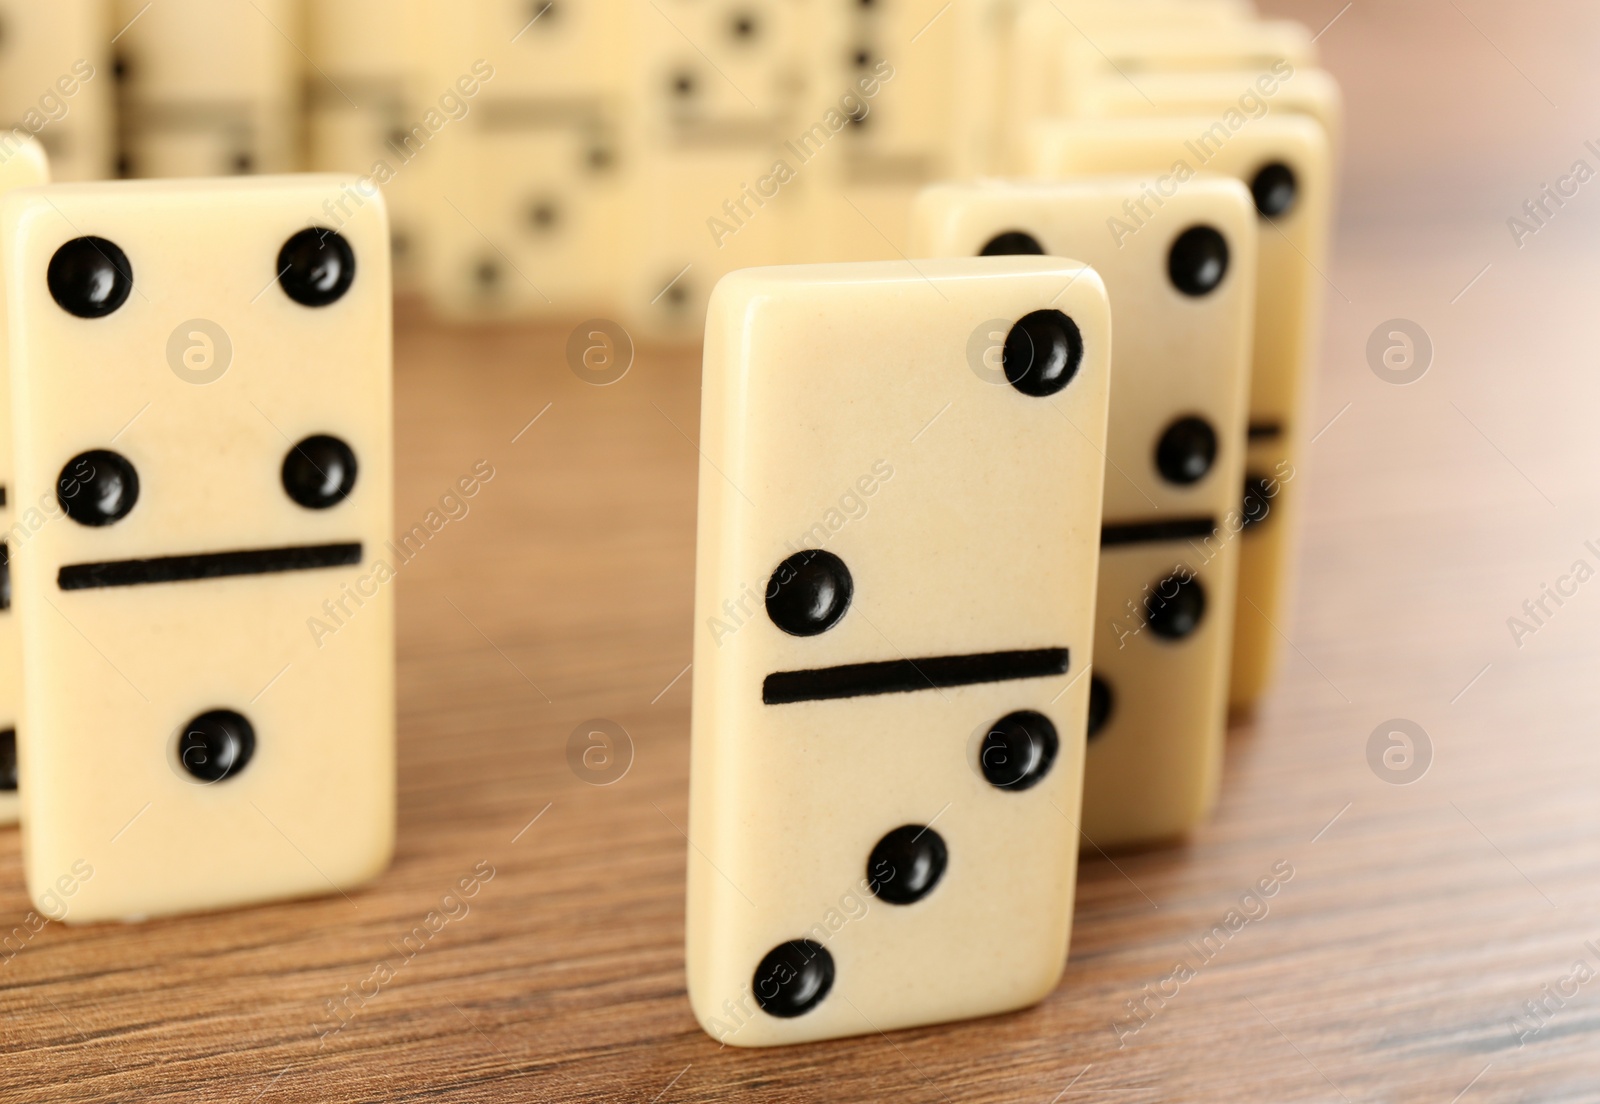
[113,0,302,178]
[0,0,112,181]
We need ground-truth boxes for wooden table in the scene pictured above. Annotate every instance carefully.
[7,2,1600,1100]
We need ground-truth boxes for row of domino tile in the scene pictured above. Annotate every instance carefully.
[687,158,1331,1044]
[0,0,1334,340]
[0,143,1329,1047]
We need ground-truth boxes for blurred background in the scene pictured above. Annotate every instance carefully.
[3,4,1588,278]
[0,0,1369,337]
[4,0,1586,340]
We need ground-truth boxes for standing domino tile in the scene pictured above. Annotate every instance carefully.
[0,1,113,182]
[802,0,960,262]
[1029,116,1332,710]
[622,0,807,337]
[113,0,302,178]
[306,0,432,291]
[688,257,1111,1045]
[1000,0,1262,171]
[1063,19,1316,84]
[912,178,1256,847]
[1075,68,1344,166]
[3,176,394,921]
[945,0,1023,179]
[0,135,50,828]
[418,0,631,318]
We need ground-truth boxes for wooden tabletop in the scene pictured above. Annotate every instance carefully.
[7,2,1600,1100]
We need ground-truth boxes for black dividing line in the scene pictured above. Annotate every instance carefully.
[1247,422,1284,441]
[58,542,363,591]
[1101,517,1219,547]
[763,647,1068,705]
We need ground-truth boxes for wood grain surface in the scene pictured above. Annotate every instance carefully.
[7,2,1600,1100]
